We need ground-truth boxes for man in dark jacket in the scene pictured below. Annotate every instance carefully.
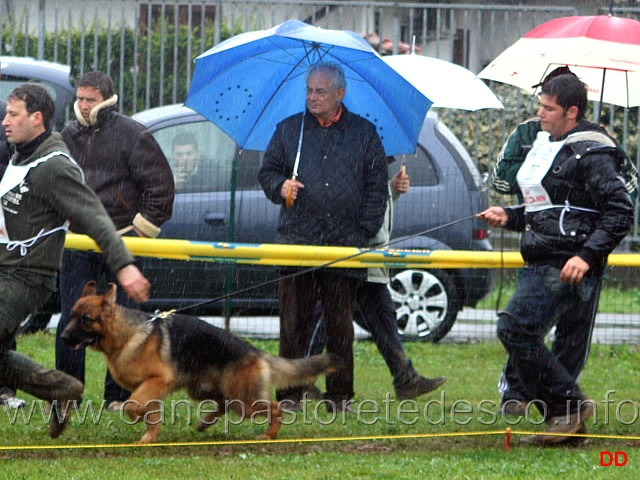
[0,96,26,409]
[478,74,634,445]
[258,62,388,412]
[0,83,150,438]
[491,67,638,418]
[56,71,174,411]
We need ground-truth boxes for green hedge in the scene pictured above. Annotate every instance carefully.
[2,18,233,115]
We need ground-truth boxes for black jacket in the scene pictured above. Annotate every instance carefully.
[505,120,634,277]
[61,106,174,236]
[259,107,388,248]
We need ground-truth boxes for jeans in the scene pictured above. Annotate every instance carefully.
[55,249,139,403]
[497,264,601,417]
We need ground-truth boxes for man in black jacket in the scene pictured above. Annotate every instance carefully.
[56,71,174,411]
[258,62,388,412]
[478,74,634,445]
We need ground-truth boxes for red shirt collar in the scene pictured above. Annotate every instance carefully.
[313,104,343,127]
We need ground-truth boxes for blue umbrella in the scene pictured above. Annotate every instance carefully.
[185,19,432,156]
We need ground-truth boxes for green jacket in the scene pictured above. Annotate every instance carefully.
[492,117,638,204]
[0,132,134,277]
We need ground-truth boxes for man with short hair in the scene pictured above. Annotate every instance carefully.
[478,74,634,445]
[258,62,388,412]
[491,67,638,417]
[56,71,174,411]
[0,83,150,438]
[171,132,201,191]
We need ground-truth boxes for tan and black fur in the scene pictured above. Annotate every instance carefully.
[60,281,342,443]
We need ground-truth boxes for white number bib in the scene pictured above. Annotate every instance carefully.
[517,131,566,212]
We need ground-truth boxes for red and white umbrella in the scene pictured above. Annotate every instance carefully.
[478,15,640,109]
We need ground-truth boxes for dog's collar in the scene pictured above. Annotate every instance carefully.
[145,309,176,324]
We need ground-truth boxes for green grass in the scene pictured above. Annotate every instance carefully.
[477,279,640,315]
[1,332,639,478]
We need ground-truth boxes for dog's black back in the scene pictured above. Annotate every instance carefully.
[156,313,260,371]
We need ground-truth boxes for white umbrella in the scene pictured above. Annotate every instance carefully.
[383,53,504,111]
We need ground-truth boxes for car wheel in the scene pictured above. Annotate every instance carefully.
[388,268,461,343]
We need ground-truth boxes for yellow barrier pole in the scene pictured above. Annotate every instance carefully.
[64,234,640,268]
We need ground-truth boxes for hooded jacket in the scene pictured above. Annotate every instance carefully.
[258,107,388,249]
[0,132,134,277]
[504,120,634,277]
[61,96,174,237]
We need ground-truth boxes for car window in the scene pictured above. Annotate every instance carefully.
[0,78,58,105]
[151,119,264,193]
[393,146,438,186]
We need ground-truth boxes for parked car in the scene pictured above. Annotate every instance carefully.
[131,104,493,342]
[0,56,75,131]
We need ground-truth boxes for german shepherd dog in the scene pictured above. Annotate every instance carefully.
[60,281,342,443]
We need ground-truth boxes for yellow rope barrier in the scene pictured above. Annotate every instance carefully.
[64,234,640,269]
[1,429,638,452]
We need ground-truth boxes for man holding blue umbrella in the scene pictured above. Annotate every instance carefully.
[258,62,388,413]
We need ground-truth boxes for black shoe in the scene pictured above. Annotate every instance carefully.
[498,399,527,417]
[303,384,325,400]
[395,376,446,400]
[326,400,355,414]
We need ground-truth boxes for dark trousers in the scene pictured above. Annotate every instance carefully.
[0,270,82,402]
[277,270,359,403]
[55,250,136,403]
[496,264,601,417]
[308,282,417,387]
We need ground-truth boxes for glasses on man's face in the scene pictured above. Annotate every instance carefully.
[306,87,333,98]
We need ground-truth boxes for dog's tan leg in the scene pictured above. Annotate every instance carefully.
[124,377,174,444]
[254,401,282,440]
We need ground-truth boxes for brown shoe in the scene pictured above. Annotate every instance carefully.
[48,375,83,439]
[49,399,79,439]
[395,376,447,400]
[521,401,594,446]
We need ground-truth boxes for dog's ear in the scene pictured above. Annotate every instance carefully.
[82,281,98,297]
[106,283,118,303]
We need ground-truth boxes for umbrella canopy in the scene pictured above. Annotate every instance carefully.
[478,15,640,109]
[185,19,432,156]
[383,54,504,111]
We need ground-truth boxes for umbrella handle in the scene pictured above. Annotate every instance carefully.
[286,177,297,208]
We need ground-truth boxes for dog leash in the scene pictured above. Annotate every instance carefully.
[158,213,482,316]
[145,309,177,324]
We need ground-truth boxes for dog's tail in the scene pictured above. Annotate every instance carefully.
[265,353,343,390]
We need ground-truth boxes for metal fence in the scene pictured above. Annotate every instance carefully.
[3,1,640,342]
[2,1,640,211]
[2,2,637,157]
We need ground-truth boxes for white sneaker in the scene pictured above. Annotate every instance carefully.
[0,392,26,409]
